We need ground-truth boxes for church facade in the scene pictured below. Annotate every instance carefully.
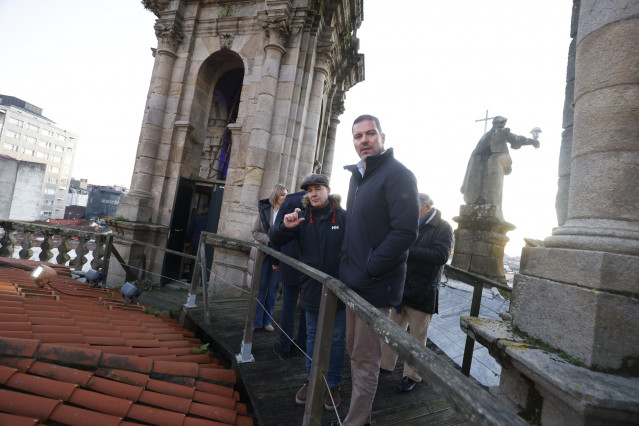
[112,0,364,289]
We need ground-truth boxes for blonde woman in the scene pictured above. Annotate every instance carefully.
[250,184,288,331]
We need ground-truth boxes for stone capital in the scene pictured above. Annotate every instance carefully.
[259,14,290,52]
[154,21,183,53]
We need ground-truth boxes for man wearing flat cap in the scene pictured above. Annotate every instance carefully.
[269,173,347,412]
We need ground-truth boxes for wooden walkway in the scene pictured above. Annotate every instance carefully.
[139,288,469,426]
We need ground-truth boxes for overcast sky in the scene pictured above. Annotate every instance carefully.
[0,0,573,255]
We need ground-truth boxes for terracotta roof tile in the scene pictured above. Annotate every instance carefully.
[6,372,78,400]
[36,343,102,367]
[0,336,40,357]
[0,412,41,426]
[138,389,192,414]
[99,353,154,374]
[95,367,150,387]
[0,260,252,426]
[68,388,133,417]
[0,389,60,420]
[28,360,94,386]
[87,376,144,401]
[49,403,123,426]
[188,401,237,424]
[145,378,195,399]
[127,403,187,425]
[0,364,18,384]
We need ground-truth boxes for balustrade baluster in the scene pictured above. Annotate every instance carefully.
[19,231,34,260]
[74,236,89,271]
[0,225,16,258]
[56,236,72,265]
[91,236,106,271]
[38,232,54,263]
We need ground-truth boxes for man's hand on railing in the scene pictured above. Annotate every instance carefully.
[284,208,305,228]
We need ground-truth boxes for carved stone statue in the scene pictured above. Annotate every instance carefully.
[460,116,539,220]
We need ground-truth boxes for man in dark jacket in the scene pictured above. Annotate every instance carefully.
[380,193,453,392]
[271,189,307,359]
[335,114,419,426]
[269,174,347,412]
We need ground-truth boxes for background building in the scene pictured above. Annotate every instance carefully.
[85,185,126,221]
[0,154,46,220]
[0,95,78,220]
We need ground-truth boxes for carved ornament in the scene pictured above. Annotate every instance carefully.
[219,33,235,50]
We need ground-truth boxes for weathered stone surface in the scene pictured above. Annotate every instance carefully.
[462,317,639,425]
[511,273,639,373]
[520,247,639,294]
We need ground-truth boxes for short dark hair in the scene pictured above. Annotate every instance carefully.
[353,114,382,134]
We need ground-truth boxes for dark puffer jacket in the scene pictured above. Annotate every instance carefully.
[340,148,419,307]
[401,209,453,314]
[269,195,346,312]
[270,190,306,286]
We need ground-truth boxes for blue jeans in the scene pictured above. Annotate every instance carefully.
[305,308,346,388]
[254,257,280,328]
[278,284,307,352]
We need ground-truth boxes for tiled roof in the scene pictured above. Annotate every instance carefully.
[0,259,252,426]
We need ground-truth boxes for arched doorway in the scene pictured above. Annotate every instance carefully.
[162,51,244,284]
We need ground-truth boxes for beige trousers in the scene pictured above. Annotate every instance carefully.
[379,305,432,382]
[344,306,391,426]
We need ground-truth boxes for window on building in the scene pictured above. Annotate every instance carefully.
[24,135,37,144]
[49,166,60,173]
[3,143,19,151]
[23,148,34,156]
[36,151,50,159]
[55,134,66,142]
[27,123,39,132]
[47,177,57,184]
[41,128,54,137]
[6,130,21,139]
[44,188,55,195]
[54,145,64,152]
[39,140,52,148]
[9,117,23,127]
[53,156,62,163]
[67,147,73,154]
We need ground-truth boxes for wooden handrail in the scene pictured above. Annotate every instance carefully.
[203,232,527,426]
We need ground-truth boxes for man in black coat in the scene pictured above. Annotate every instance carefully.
[334,114,419,426]
[380,193,453,392]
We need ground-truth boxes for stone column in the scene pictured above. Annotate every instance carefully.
[118,19,183,223]
[299,40,332,176]
[516,0,639,371]
[319,101,343,176]
[462,2,639,424]
[241,13,290,206]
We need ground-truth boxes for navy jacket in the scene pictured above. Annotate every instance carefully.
[269,195,346,312]
[340,148,419,307]
[270,190,306,286]
[402,209,453,314]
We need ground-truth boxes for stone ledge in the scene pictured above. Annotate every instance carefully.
[461,317,639,421]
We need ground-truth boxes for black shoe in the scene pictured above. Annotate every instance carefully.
[379,367,393,375]
[397,376,418,392]
[289,344,305,358]
[273,342,291,360]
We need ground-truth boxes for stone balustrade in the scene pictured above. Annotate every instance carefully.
[0,220,110,273]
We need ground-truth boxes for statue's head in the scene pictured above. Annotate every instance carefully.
[492,116,508,128]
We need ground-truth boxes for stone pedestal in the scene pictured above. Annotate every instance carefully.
[452,204,515,284]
